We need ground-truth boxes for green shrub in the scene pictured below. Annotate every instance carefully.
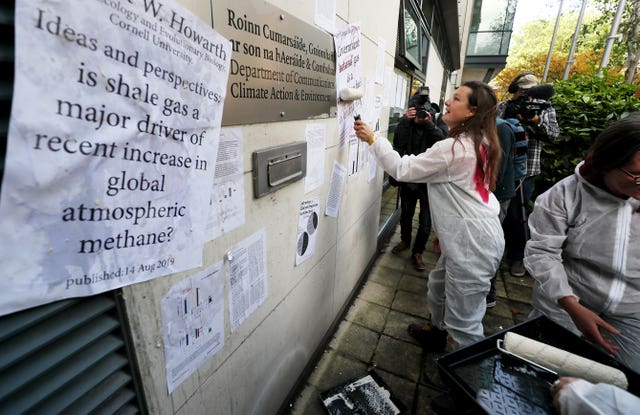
[536,72,640,196]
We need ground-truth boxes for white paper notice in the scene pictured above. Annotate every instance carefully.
[334,24,363,148]
[399,77,408,108]
[208,127,245,240]
[304,124,326,194]
[383,67,395,107]
[0,1,231,316]
[325,162,347,218]
[296,199,320,266]
[373,95,383,132]
[395,76,407,109]
[162,262,224,394]
[227,229,268,332]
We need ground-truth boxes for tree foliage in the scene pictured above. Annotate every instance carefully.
[583,0,640,83]
[492,0,639,94]
[492,8,607,96]
[490,2,640,200]
[536,71,640,195]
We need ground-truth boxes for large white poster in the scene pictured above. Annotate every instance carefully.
[0,1,231,315]
[334,23,362,149]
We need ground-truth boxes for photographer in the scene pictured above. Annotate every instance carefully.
[498,73,559,277]
[391,87,444,271]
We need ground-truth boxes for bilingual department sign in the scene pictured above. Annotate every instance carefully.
[0,0,231,316]
[212,0,336,125]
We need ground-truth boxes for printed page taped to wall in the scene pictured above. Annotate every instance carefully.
[295,198,319,266]
[304,123,326,194]
[207,127,245,240]
[227,229,268,332]
[162,262,225,394]
[0,0,231,316]
[325,161,346,218]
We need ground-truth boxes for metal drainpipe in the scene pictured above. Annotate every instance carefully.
[597,0,627,77]
[563,0,589,80]
[543,0,565,82]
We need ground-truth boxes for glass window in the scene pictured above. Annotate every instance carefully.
[471,0,510,32]
[420,28,429,68]
[421,0,434,30]
[466,0,516,56]
[403,3,421,67]
[467,32,504,55]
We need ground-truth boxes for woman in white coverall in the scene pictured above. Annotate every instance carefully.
[551,377,640,415]
[525,113,640,373]
[354,81,505,350]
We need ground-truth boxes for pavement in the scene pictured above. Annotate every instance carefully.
[285,223,535,415]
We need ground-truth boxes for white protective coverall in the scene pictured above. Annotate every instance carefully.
[525,162,640,372]
[556,379,640,415]
[370,134,504,346]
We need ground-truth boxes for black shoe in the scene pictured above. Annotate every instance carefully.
[510,260,525,277]
[407,323,448,352]
[412,253,426,271]
[486,294,496,308]
[392,241,409,254]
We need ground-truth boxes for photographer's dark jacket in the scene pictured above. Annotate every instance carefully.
[392,117,444,191]
[494,118,516,202]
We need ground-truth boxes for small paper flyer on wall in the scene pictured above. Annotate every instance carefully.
[0,0,231,316]
[295,198,319,266]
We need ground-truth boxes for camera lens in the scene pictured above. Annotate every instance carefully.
[416,105,429,119]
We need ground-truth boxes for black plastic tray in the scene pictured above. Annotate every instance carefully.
[437,316,640,415]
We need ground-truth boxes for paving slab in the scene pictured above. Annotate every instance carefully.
[286,224,535,415]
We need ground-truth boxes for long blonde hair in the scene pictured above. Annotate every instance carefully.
[447,81,501,190]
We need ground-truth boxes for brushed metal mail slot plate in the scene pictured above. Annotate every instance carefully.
[253,141,307,198]
[268,152,302,186]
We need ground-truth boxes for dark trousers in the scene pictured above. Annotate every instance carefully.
[503,176,536,261]
[399,185,431,254]
[489,200,511,297]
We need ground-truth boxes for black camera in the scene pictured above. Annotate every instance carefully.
[415,104,433,120]
[504,84,554,121]
[504,99,550,120]
[412,86,433,120]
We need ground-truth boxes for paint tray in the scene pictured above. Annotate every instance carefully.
[437,316,640,415]
[319,369,405,415]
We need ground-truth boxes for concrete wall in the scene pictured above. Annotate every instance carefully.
[121,1,400,414]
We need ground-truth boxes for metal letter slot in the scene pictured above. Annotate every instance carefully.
[268,152,303,186]
[253,141,307,198]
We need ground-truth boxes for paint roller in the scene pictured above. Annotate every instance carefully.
[340,88,364,121]
[498,332,628,390]
[338,87,363,101]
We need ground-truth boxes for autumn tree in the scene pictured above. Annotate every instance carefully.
[491,8,605,95]
[491,1,638,92]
